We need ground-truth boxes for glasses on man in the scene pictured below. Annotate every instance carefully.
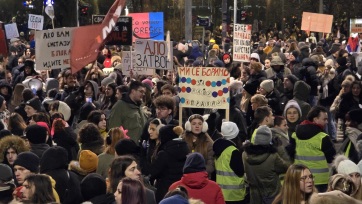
[156,107,168,111]
[300,174,314,182]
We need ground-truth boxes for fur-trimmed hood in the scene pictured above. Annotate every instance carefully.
[68,160,89,176]
[0,135,29,164]
[243,142,278,165]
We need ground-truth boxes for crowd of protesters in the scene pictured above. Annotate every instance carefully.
[2,22,362,204]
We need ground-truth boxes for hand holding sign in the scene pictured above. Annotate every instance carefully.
[45,5,55,19]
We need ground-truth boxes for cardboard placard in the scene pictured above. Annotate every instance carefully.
[178,67,230,109]
[233,24,251,62]
[134,39,173,70]
[121,51,154,76]
[28,14,44,30]
[301,12,333,33]
[350,19,362,34]
[35,27,74,70]
[4,23,19,39]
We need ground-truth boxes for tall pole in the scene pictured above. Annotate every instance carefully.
[222,0,227,39]
[234,0,237,25]
[76,0,79,27]
[185,0,192,41]
[319,0,323,39]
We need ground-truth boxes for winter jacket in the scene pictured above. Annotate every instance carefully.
[298,58,319,96]
[108,95,147,142]
[270,127,289,148]
[292,81,311,121]
[40,146,83,204]
[79,138,104,157]
[53,127,79,163]
[338,127,362,163]
[242,143,290,204]
[149,139,190,203]
[337,93,362,120]
[30,143,50,159]
[169,171,225,204]
[265,66,292,94]
[96,153,114,179]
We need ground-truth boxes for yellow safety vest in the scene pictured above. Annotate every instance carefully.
[250,129,257,144]
[292,132,329,185]
[215,145,246,201]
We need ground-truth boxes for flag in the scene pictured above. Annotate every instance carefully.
[70,0,127,73]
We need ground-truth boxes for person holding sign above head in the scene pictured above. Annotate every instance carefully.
[181,114,215,179]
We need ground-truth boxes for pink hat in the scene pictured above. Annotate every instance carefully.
[142,78,153,89]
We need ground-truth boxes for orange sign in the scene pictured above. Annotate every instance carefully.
[301,12,333,33]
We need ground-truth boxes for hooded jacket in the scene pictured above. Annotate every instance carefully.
[292,81,311,121]
[108,94,147,142]
[299,58,319,96]
[242,143,290,204]
[169,171,225,204]
[40,146,83,204]
[149,138,190,202]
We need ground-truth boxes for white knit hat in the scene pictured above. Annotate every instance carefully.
[221,122,239,140]
[260,79,274,93]
[58,101,71,122]
[334,155,360,175]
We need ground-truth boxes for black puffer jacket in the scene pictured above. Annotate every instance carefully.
[149,139,190,203]
[40,146,83,204]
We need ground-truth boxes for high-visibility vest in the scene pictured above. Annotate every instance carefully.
[215,146,246,201]
[251,129,257,144]
[292,132,329,185]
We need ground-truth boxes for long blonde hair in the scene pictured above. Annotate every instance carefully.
[272,164,317,204]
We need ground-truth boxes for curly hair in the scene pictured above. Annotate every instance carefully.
[0,135,29,164]
[78,123,103,144]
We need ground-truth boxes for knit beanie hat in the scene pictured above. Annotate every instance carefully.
[250,53,260,61]
[212,44,219,50]
[114,139,140,156]
[329,43,341,54]
[159,195,189,204]
[13,152,40,173]
[79,102,96,121]
[243,83,258,95]
[333,155,360,175]
[0,163,14,190]
[101,77,115,87]
[221,122,239,140]
[57,101,71,122]
[254,125,272,145]
[25,124,47,144]
[142,78,154,89]
[286,74,299,85]
[81,173,106,201]
[260,79,274,93]
[25,97,42,112]
[283,100,302,118]
[79,150,98,173]
[183,152,206,174]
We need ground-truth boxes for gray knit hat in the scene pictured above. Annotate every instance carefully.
[254,125,272,145]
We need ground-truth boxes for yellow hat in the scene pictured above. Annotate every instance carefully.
[212,44,219,50]
[79,150,98,173]
[210,39,215,43]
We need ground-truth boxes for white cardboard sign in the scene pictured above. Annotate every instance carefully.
[28,14,44,30]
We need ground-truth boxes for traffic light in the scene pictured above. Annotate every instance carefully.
[79,5,89,16]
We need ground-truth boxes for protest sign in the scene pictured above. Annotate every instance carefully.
[121,51,154,76]
[233,24,251,62]
[134,39,173,70]
[177,67,230,109]
[28,14,44,30]
[128,12,164,42]
[350,19,362,33]
[35,27,74,70]
[92,15,132,46]
[4,23,19,39]
[301,12,333,33]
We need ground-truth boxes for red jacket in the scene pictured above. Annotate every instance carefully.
[169,171,225,204]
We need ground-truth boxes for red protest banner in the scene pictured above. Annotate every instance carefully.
[70,0,126,73]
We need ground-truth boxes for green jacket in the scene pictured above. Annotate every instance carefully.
[108,98,147,142]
